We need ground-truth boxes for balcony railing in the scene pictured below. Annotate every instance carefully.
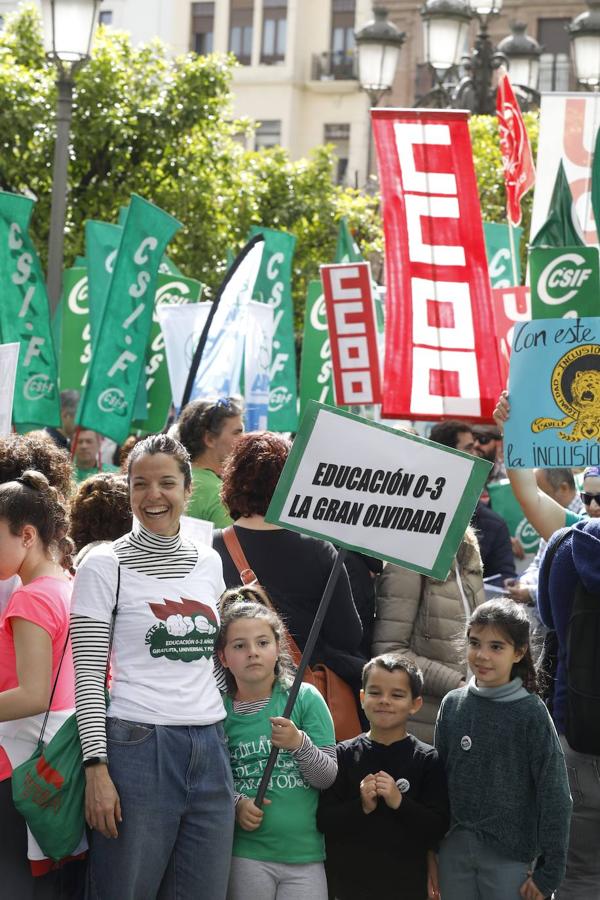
[311,51,357,81]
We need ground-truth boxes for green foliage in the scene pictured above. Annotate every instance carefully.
[0,5,539,329]
[0,4,381,328]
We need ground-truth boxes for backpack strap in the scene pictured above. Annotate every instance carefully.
[222,526,259,585]
[541,526,572,582]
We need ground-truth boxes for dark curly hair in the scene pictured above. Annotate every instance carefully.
[126,433,192,489]
[221,431,290,520]
[178,397,244,461]
[0,470,74,570]
[69,473,132,552]
[0,433,74,500]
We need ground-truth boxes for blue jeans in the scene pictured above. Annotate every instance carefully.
[439,827,532,900]
[556,736,600,900]
[87,719,234,900]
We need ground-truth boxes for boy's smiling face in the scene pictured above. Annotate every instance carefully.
[360,667,423,743]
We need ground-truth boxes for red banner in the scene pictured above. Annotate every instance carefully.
[320,262,382,405]
[491,285,531,383]
[372,108,504,422]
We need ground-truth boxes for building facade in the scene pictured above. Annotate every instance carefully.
[1,0,588,185]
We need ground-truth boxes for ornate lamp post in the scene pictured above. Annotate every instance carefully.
[419,0,541,112]
[569,0,600,89]
[41,0,102,312]
[355,5,406,182]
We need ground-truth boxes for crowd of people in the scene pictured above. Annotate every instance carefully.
[0,388,595,900]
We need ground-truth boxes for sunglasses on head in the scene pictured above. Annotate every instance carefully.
[580,491,600,506]
[207,397,236,429]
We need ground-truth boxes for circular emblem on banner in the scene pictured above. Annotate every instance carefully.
[269,385,291,413]
[532,344,600,443]
[460,735,472,752]
[537,252,592,306]
[98,387,128,416]
[24,373,55,402]
[395,778,410,794]
[67,276,89,315]
[515,518,539,554]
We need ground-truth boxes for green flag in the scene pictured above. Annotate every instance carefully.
[58,267,90,392]
[132,273,204,434]
[531,162,585,248]
[334,217,363,263]
[249,226,298,431]
[299,280,335,415]
[85,220,122,347]
[0,191,60,428]
[76,195,181,443]
[483,222,523,287]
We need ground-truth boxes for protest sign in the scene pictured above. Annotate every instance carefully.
[266,401,490,579]
[488,479,540,555]
[531,93,600,246]
[504,316,600,469]
[372,109,503,421]
[320,262,381,406]
[484,222,522,288]
[530,247,600,319]
[76,195,181,443]
[132,274,204,433]
[249,227,298,431]
[157,303,211,410]
[58,268,90,392]
[491,286,531,383]
[0,342,19,436]
[0,192,61,428]
[244,300,274,431]
[299,280,335,415]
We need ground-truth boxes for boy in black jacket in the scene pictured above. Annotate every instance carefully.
[317,654,449,900]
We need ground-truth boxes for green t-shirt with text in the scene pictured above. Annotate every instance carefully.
[223,682,334,863]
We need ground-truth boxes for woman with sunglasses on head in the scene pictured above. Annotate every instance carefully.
[177,397,244,528]
[70,434,234,900]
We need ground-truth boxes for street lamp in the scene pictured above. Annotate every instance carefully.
[419,0,541,113]
[355,6,405,182]
[41,0,102,312]
[568,0,600,89]
[497,22,542,105]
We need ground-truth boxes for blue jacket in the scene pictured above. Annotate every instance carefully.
[538,518,600,734]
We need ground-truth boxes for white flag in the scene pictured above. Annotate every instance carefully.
[244,301,274,431]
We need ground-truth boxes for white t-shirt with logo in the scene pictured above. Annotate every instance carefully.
[72,542,225,726]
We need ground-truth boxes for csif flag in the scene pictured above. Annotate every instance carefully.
[496,68,535,227]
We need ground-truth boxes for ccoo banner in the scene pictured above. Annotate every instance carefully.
[266,401,491,580]
[372,109,503,421]
[320,262,381,406]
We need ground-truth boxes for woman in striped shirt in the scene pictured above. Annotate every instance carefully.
[71,434,234,900]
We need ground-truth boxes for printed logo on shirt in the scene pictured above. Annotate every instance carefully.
[145,597,219,662]
[395,778,410,793]
[460,735,472,751]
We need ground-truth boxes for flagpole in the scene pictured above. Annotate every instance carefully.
[507,220,519,285]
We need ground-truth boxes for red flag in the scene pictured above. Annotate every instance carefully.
[496,68,535,226]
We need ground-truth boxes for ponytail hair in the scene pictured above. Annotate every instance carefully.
[0,470,74,570]
[467,599,538,693]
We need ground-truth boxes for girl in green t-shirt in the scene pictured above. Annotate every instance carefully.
[217,587,337,900]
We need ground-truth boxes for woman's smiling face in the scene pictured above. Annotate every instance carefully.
[129,453,190,536]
